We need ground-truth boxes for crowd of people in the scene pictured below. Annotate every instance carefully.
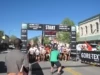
[4,37,100,75]
[28,42,71,62]
[76,41,100,51]
[5,38,65,75]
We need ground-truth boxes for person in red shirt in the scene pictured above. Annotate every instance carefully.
[85,41,92,51]
[45,45,51,60]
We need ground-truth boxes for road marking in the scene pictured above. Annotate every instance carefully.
[64,68,82,75]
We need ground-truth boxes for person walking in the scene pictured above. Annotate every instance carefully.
[50,43,62,75]
[5,38,29,75]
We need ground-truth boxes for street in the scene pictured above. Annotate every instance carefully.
[0,54,100,75]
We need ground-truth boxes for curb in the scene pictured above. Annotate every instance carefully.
[81,61,100,67]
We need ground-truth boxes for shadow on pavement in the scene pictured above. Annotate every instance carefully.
[0,61,7,73]
[31,62,44,75]
[31,64,90,70]
[53,69,64,74]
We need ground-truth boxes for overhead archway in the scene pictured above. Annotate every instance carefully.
[21,23,76,52]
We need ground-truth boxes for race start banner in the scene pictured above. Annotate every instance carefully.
[21,23,76,52]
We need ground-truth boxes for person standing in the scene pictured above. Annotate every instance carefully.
[5,38,29,75]
[28,44,36,62]
[96,42,100,51]
[50,43,62,75]
[35,45,40,62]
[40,45,46,61]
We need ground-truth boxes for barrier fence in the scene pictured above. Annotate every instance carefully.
[80,51,100,63]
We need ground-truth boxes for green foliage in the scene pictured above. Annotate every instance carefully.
[57,18,75,43]
[0,30,4,38]
[33,37,38,44]
[9,35,17,42]
[61,18,75,26]
[3,34,9,43]
[43,36,50,44]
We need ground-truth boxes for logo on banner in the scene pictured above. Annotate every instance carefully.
[21,35,27,37]
[22,40,27,42]
[72,32,76,34]
[22,44,26,47]
[71,41,76,43]
[45,25,55,30]
[81,53,100,62]
[22,24,27,29]
[22,30,27,33]
[72,37,76,38]
[72,45,75,47]
[71,26,76,31]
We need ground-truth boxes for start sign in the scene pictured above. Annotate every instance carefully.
[44,25,57,31]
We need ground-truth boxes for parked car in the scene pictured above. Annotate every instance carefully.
[90,43,97,51]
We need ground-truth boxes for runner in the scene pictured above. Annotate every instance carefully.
[34,45,40,62]
[63,46,67,61]
[61,45,65,60]
[45,45,51,61]
[58,44,62,60]
[50,43,62,75]
[28,44,36,62]
[40,45,46,61]
[66,47,71,60]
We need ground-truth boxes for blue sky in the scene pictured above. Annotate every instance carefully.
[0,0,100,39]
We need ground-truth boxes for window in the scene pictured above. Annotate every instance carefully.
[81,27,83,35]
[96,22,99,32]
[85,26,87,34]
[90,24,93,33]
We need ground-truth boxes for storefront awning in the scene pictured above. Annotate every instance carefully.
[77,35,100,42]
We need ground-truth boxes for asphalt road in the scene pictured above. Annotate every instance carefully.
[0,54,100,75]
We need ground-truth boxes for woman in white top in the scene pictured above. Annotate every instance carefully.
[28,45,36,62]
[34,45,40,62]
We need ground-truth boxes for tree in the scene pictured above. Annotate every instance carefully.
[3,34,9,43]
[61,18,75,26]
[0,30,4,38]
[57,18,75,43]
[33,37,38,44]
[9,35,17,42]
[43,36,50,45]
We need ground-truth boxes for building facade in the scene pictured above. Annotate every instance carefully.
[78,14,100,43]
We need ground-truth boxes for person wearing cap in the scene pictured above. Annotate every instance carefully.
[50,43,62,75]
[5,38,29,75]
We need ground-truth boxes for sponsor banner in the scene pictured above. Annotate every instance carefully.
[80,51,100,63]
[58,25,71,31]
[28,23,43,30]
[44,31,56,35]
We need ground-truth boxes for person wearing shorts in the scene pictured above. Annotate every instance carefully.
[58,45,62,60]
[40,46,46,61]
[50,43,62,75]
[66,47,71,60]
[34,46,40,62]
[45,45,51,61]
[63,47,67,61]
[28,45,36,62]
